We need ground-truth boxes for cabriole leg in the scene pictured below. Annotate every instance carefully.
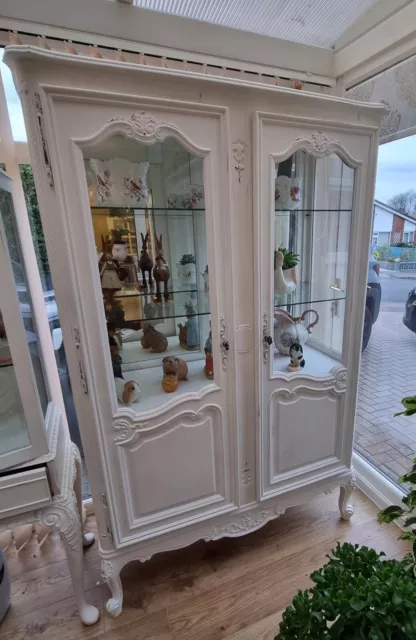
[73,444,95,548]
[39,492,100,625]
[101,560,123,617]
[339,469,356,521]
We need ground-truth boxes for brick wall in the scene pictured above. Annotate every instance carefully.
[392,214,404,243]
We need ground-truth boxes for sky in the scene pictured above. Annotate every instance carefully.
[375,135,416,205]
[1,51,415,204]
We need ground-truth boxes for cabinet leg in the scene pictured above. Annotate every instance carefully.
[101,560,124,617]
[339,469,356,521]
[39,492,100,625]
[72,444,95,548]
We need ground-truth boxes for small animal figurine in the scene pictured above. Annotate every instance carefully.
[184,302,200,349]
[114,377,141,405]
[124,255,139,287]
[109,335,123,379]
[153,234,170,302]
[162,373,179,393]
[162,356,188,381]
[138,232,153,289]
[204,325,213,379]
[140,323,168,353]
[287,341,305,372]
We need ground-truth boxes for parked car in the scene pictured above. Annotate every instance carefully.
[403,286,416,333]
[362,259,381,351]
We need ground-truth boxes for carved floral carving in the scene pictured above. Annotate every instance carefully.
[324,367,347,392]
[310,132,330,154]
[101,559,114,581]
[39,494,82,551]
[241,462,253,486]
[211,506,285,539]
[109,112,172,143]
[232,141,246,182]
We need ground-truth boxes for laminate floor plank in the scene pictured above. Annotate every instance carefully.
[0,492,406,640]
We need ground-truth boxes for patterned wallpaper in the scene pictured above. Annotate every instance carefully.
[346,54,416,143]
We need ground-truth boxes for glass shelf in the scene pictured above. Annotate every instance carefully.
[113,286,198,299]
[274,209,352,213]
[105,289,210,328]
[91,206,205,214]
[274,282,346,309]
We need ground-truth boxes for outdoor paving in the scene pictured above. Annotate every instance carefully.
[355,308,416,484]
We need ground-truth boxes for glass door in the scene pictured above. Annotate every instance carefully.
[272,150,354,375]
[0,171,49,469]
[83,138,213,412]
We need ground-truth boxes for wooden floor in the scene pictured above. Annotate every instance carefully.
[0,490,409,640]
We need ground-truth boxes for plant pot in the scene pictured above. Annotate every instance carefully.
[177,262,197,287]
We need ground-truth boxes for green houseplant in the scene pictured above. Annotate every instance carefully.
[276,543,416,639]
[275,246,299,271]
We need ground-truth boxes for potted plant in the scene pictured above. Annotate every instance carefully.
[177,253,196,287]
[274,247,299,299]
[276,542,416,639]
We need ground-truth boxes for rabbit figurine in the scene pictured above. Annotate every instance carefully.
[138,232,153,289]
[153,234,170,302]
[141,323,168,353]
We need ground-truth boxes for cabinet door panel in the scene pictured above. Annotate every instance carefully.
[117,404,228,532]
[255,113,374,498]
[269,388,342,487]
[35,91,236,544]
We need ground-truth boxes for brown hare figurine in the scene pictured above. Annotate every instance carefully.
[153,234,170,302]
[138,232,153,289]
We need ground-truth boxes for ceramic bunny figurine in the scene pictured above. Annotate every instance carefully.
[152,234,170,302]
[138,232,153,289]
[274,309,319,356]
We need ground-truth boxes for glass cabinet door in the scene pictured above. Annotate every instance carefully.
[272,150,354,375]
[0,171,49,469]
[83,138,213,412]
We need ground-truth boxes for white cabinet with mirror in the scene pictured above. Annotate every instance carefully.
[5,45,383,618]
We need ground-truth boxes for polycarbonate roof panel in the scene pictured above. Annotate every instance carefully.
[132,0,380,49]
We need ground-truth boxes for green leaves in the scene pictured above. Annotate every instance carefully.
[276,246,300,270]
[377,505,404,523]
[276,543,416,639]
[395,396,416,417]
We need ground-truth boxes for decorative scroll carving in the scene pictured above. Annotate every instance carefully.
[101,559,114,581]
[232,141,246,182]
[113,417,148,446]
[339,469,356,521]
[241,462,253,486]
[39,494,81,552]
[211,505,285,539]
[109,112,173,144]
[310,132,330,154]
[324,367,347,392]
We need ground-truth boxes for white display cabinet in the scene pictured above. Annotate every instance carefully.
[0,170,99,626]
[4,45,383,618]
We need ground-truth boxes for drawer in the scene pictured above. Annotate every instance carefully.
[0,467,52,519]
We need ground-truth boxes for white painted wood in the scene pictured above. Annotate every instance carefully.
[0,467,51,518]
[0,0,333,79]
[4,45,383,617]
[334,1,416,88]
